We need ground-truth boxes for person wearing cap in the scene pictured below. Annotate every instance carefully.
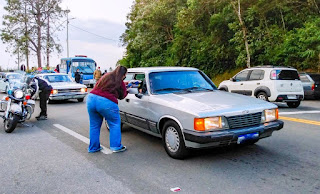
[94,66,102,82]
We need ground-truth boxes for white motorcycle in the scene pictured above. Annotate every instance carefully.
[0,80,35,133]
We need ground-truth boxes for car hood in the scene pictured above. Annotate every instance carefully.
[151,91,277,117]
[50,82,86,89]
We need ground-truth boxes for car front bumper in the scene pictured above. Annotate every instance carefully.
[49,92,88,100]
[183,120,284,148]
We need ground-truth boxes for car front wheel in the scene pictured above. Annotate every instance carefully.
[77,98,84,102]
[162,120,188,159]
[287,101,300,108]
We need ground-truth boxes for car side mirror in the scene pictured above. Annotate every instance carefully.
[5,78,9,82]
[230,78,235,82]
[135,93,143,99]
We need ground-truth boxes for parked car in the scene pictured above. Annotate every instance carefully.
[118,67,283,159]
[0,72,24,93]
[35,73,88,103]
[218,66,304,108]
[299,72,320,99]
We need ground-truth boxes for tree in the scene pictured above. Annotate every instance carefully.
[1,0,65,68]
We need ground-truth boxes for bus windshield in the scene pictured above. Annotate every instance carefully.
[72,61,95,74]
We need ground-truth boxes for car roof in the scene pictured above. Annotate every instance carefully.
[127,67,198,73]
[246,66,297,71]
[36,73,68,76]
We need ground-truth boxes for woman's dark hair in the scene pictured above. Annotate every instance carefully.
[95,66,127,98]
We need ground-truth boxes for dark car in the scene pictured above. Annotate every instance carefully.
[300,72,320,99]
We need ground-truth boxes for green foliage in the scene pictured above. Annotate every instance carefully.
[121,0,320,77]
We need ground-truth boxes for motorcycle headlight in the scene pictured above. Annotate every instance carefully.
[194,116,228,131]
[261,108,278,123]
[14,89,24,99]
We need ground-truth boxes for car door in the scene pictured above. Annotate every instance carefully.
[229,70,250,95]
[119,73,153,132]
[245,70,265,96]
[0,74,5,91]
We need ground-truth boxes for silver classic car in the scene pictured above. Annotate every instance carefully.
[35,73,88,103]
[119,67,283,159]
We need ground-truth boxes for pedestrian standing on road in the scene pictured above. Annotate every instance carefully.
[27,76,53,120]
[87,66,128,153]
[74,69,81,83]
[102,69,108,76]
[93,66,102,82]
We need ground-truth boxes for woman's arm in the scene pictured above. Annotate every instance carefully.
[118,81,128,100]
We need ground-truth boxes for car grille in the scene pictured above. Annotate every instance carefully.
[226,112,262,129]
[58,89,81,93]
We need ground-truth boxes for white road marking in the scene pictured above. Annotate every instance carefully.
[279,110,320,115]
[53,124,112,155]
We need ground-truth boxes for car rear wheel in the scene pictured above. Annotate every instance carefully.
[287,101,300,108]
[162,120,188,159]
[256,92,269,101]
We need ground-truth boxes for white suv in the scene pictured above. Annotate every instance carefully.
[218,66,304,108]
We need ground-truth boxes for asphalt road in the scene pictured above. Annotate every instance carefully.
[0,93,319,194]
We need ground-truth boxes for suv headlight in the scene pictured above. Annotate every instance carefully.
[194,116,228,131]
[261,108,278,123]
[14,89,24,99]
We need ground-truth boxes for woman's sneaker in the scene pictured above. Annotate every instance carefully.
[112,146,127,153]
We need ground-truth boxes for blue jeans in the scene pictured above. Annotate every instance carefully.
[87,93,123,152]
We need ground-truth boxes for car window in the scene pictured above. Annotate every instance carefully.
[310,74,320,84]
[7,74,22,80]
[135,74,145,81]
[44,75,72,83]
[278,70,300,80]
[249,70,264,80]
[299,75,310,82]
[235,71,249,81]
[124,73,134,82]
[149,71,216,94]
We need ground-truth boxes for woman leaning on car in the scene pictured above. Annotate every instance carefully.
[87,65,128,153]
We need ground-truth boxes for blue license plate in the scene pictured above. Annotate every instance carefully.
[237,132,259,144]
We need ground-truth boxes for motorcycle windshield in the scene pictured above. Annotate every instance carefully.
[8,80,25,90]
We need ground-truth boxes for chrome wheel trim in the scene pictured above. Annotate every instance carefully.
[258,94,267,101]
[165,126,180,153]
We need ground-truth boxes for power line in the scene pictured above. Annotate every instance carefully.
[69,24,119,42]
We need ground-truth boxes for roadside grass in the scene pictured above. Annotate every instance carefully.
[211,68,243,86]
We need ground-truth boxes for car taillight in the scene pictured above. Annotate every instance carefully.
[312,84,315,91]
[25,95,31,100]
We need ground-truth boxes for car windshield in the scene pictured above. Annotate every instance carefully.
[44,75,72,83]
[72,61,95,74]
[7,74,22,80]
[149,71,216,94]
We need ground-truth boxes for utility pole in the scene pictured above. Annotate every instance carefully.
[67,9,70,58]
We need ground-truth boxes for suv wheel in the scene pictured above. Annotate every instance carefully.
[256,92,269,101]
[162,120,188,159]
[287,101,300,108]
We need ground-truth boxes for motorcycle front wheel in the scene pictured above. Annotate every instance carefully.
[4,113,19,133]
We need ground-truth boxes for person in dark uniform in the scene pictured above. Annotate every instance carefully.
[74,69,81,83]
[27,76,53,120]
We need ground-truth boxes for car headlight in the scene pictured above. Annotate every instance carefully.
[14,89,24,99]
[261,108,278,123]
[194,116,228,131]
[80,88,87,93]
[51,89,58,95]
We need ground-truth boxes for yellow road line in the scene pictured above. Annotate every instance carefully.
[279,116,320,126]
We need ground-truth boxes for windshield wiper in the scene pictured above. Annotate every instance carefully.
[183,87,214,92]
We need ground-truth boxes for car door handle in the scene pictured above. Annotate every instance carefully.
[126,99,130,103]
[240,83,243,85]
[257,83,260,85]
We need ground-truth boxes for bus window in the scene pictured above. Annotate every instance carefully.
[72,61,95,74]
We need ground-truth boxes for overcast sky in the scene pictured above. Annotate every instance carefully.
[0,0,134,71]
